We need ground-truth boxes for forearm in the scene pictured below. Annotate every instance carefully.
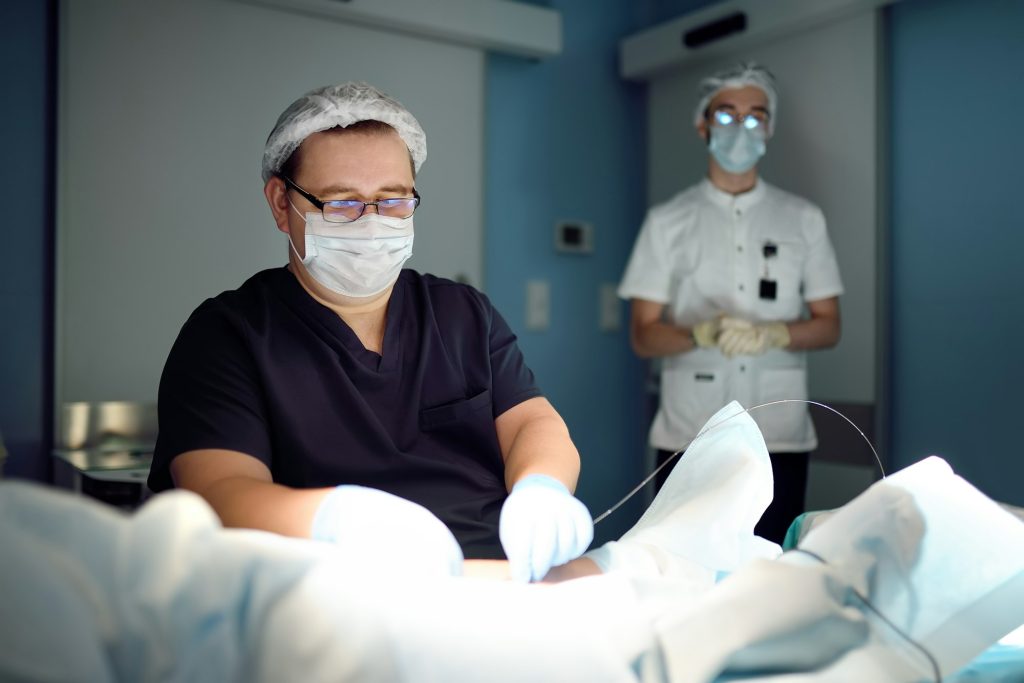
[631,320,696,358]
[197,476,331,538]
[461,556,601,582]
[782,314,840,351]
[495,398,593,581]
[502,413,581,492]
[171,449,333,538]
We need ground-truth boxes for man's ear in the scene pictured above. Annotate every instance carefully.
[696,119,709,145]
[264,176,291,234]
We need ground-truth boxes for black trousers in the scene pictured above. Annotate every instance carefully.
[654,449,809,545]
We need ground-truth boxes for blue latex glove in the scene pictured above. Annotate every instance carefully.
[499,474,594,582]
[311,485,465,578]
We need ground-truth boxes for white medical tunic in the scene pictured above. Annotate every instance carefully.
[619,178,843,453]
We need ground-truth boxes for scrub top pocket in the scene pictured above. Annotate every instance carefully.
[758,240,806,318]
[420,389,493,430]
[418,389,504,484]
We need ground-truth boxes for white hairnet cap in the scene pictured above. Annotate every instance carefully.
[693,62,778,129]
[262,82,427,182]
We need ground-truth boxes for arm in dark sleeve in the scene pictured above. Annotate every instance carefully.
[483,295,543,418]
[149,301,271,491]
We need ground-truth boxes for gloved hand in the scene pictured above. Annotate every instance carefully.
[717,317,791,358]
[310,485,465,578]
[499,474,594,582]
[691,318,721,348]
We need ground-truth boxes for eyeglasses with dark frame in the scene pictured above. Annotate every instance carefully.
[708,106,770,132]
[282,176,421,223]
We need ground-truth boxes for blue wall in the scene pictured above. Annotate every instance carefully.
[0,0,53,480]
[888,0,1024,504]
[484,0,719,543]
[485,1,648,543]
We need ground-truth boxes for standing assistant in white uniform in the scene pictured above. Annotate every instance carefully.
[618,63,844,543]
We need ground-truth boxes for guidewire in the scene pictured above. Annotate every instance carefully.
[590,403,940,681]
[593,399,883,525]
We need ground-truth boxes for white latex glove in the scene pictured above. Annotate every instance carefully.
[717,317,790,358]
[310,485,465,578]
[499,474,594,582]
[691,318,721,348]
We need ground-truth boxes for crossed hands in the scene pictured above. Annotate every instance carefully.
[693,316,791,358]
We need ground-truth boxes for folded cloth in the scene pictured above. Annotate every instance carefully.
[651,456,1024,683]
[0,481,659,683]
[0,482,338,683]
[586,401,781,581]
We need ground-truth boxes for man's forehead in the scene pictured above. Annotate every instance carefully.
[294,129,414,191]
[298,128,413,170]
[709,86,770,109]
[300,126,404,150]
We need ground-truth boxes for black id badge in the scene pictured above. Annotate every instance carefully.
[760,241,779,300]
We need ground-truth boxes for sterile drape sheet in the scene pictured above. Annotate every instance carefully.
[1,403,1021,682]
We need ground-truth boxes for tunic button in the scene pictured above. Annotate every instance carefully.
[738,284,744,291]
[740,365,746,372]
[737,245,743,252]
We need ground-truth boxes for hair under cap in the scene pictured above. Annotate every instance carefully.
[693,62,778,129]
[262,82,427,182]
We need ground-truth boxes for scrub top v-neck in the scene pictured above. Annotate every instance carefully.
[149,267,542,558]
[284,267,404,374]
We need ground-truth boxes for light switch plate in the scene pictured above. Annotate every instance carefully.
[599,282,621,332]
[525,280,550,331]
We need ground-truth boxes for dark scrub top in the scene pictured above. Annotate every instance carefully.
[149,267,542,558]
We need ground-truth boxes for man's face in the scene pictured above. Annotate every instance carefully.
[266,128,416,258]
[697,85,771,143]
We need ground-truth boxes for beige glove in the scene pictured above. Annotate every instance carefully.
[691,318,721,348]
[717,317,790,358]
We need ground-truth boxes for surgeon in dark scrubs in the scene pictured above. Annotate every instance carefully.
[148,83,592,583]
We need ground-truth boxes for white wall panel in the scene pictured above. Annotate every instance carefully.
[57,0,485,404]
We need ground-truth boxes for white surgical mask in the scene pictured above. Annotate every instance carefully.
[289,204,414,298]
[709,125,766,174]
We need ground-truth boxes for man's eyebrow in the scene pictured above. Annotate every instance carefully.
[713,103,769,113]
[376,184,415,194]
[318,184,413,196]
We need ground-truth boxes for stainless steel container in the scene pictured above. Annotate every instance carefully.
[57,401,158,452]
[52,401,156,507]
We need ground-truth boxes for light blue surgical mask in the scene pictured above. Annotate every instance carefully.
[709,125,766,174]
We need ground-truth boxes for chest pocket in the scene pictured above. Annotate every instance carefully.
[420,389,493,429]
[419,389,503,481]
[684,231,733,305]
[760,239,806,316]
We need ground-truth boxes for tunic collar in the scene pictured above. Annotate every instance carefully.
[700,177,766,212]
